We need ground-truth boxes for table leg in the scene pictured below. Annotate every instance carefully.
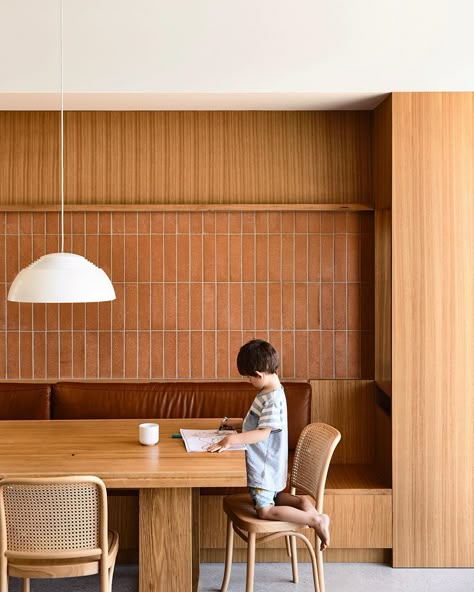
[139,488,193,592]
[192,488,200,592]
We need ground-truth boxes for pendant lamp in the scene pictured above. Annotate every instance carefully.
[8,0,115,304]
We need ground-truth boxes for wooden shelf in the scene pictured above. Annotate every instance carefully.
[326,464,392,494]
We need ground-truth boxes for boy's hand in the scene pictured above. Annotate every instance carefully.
[218,417,243,432]
[208,435,233,453]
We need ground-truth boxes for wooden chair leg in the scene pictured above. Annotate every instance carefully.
[0,560,8,592]
[108,561,116,592]
[21,578,30,592]
[285,535,291,557]
[220,516,234,592]
[316,546,325,592]
[289,535,299,583]
[246,532,256,592]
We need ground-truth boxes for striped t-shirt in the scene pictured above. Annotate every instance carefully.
[242,386,288,492]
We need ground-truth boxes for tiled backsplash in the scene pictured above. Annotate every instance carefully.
[0,211,374,380]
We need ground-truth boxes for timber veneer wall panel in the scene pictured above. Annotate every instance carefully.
[392,92,474,567]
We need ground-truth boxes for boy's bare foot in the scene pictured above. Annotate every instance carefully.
[313,513,330,551]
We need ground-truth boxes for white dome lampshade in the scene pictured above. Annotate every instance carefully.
[7,252,116,303]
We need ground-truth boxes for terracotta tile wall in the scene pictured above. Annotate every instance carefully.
[0,211,374,380]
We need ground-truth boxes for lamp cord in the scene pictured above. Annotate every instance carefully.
[60,0,64,252]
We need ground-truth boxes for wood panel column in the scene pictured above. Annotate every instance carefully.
[392,92,474,567]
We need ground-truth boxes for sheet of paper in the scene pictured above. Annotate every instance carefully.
[180,428,246,452]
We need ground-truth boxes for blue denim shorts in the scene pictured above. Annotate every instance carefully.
[249,487,278,510]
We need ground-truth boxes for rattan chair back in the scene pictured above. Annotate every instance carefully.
[290,422,341,512]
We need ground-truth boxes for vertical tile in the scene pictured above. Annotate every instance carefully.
[72,332,86,379]
[59,304,73,332]
[346,213,360,233]
[125,332,138,378]
[242,284,255,331]
[217,331,229,378]
[34,212,47,234]
[59,332,72,378]
[85,212,99,235]
[164,284,177,330]
[150,212,164,234]
[321,284,334,330]
[229,234,242,282]
[150,235,164,282]
[124,234,138,282]
[229,331,243,378]
[190,283,202,330]
[6,302,19,331]
[190,212,202,234]
[98,332,112,378]
[85,303,99,331]
[151,282,164,329]
[216,235,229,281]
[5,212,19,235]
[321,235,334,282]
[268,234,281,282]
[255,283,268,331]
[112,212,125,234]
[163,234,177,282]
[110,286,124,330]
[177,234,190,281]
[335,331,347,378]
[268,284,281,330]
[177,283,190,330]
[281,235,294,281]
[334,213,347,233]
[98,235,112,278]
[308,284,320,330]
[308,212,321,233]
[137,212,151,235]
[85,234,98,264]
[111,332,124,378]
[71,212,85,235]
[190,331,203,378]
[19,303,33,330]
[203,212,215,234]
[163,332,177,378]
[19,332,33,379]
[321,213,334,233]
[18,212,32,235]
[321,331,334,378]
[138,332,151,378]
[294,234,308,282]
[348,331,361,378]
[46,332,59,379]
[334,284,347,330]
[294,331,308,379]
[124,212,137,235]
[202,332,216,378]
[151,332,164,378]
[360,283,374,330]
[229,212,241,234]
[281,284,294,330]
[33,332,46,379]
[334,235,347,282]
[164,212,177,234]
[281,212,295,234]
[85,331,99,378]
[203,235,216,281]
[280,331,295,378]
[242,212,255,234]
[46,303,59,331]
[229,284,242,330]
[241,235,255,283]
[347,284,361,330]
[217,283,229,330]
[137,234,151,282]
[177,331,190,378]
[202,283,216,330]
[72,303,86,331]
[255,234,268,282]
[125,284,138,330]
[268,331,282,368]
[111,234,125,281]
[215,212,229,234]
[308,331,321,377]
[190,235,203,282]
[347,234,361,282]
[5,235,19,283]
[137,283,151,330]
[255,212,268,233]
[295,212,308,233]
[308,234,320,282]
[268,212,281,233]
[295,283,308,330]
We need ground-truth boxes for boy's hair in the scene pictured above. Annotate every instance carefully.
[237,339,280,377]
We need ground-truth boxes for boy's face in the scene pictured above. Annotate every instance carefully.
[243,371,267,390]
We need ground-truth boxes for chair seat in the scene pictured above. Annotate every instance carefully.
[223,493,310,534]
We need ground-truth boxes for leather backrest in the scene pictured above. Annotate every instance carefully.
[52,381,311,450]
[0,383,51,420]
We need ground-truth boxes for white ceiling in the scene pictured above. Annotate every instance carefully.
[0,0,473,111]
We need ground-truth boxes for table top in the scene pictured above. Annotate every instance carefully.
[0,418,247,489]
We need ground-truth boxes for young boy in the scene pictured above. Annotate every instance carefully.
[207,339,330,550]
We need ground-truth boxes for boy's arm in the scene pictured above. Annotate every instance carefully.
[208,428,271,452]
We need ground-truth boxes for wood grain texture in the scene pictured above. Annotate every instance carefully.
[311,380,376,464]
[140,488,192,592]
[374,209,392,383]
[374,405,392,488]
[372,96,392,210]
[392,92,474,567]
[0,111,372,206]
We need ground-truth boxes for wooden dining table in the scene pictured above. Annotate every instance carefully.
[0,418,247,592]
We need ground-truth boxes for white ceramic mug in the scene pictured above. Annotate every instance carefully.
[139,423,159,446]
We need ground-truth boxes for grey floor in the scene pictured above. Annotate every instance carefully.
[7,563,474,592]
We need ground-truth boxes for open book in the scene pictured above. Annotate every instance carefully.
[180,429,246,453]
